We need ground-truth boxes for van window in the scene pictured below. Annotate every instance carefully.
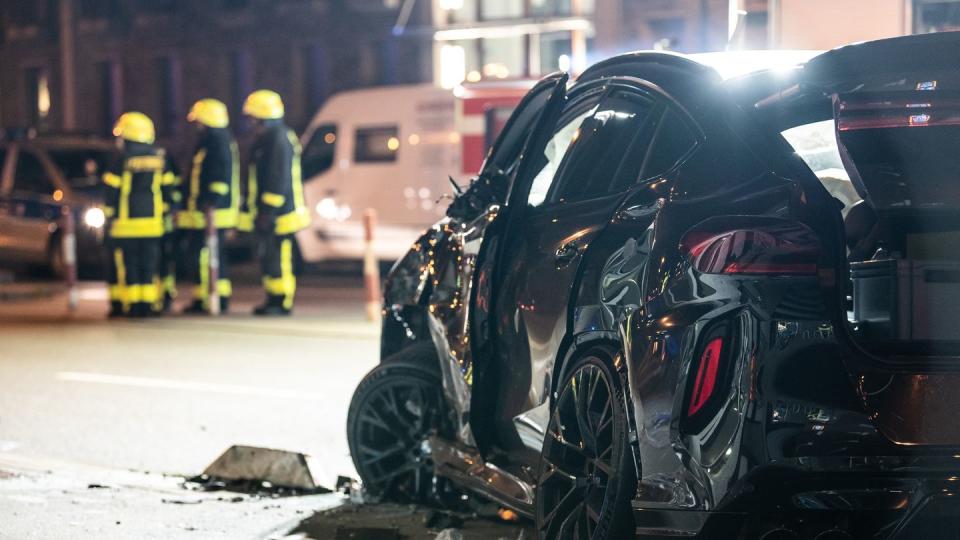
[355,126,399,163]
[303,124,337,178]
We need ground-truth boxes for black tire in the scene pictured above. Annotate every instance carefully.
[535,351,637,540]
[347,359,449,502]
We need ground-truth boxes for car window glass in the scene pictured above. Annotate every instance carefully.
[637,109,699,185]
[781,119,861,216]
[303,124,337,179]
[527,106,597,207]
[48,149,114,188]
[13,151,52,195]
[549,91,654,204]
[354,126,399,163]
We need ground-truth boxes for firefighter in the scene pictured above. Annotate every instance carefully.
[179,98,239,314]
[102,112,176,317]
[242,90,311,315]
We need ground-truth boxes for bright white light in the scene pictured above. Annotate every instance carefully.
[558,54,571,72]
[315,197,339,220]
[440,45,466,89]
[84,207,105,228]
[418,187,431,199]
[439,0,463,9]
[316,197,352,222]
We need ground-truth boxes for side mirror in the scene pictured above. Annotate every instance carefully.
[679,216,819,276]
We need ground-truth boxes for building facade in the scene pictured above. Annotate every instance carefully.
[0,0,433,150]
[429,0,960,88]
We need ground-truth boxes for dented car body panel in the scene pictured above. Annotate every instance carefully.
[375,32,960,538]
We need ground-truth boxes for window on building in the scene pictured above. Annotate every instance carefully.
[915,0,960,32]
[8,0,51,26]
[24,67,51,128]
[443,0,478,23]
[157,57,180,137]
[480,0,523,19]
[648,17,687,51]
[79,0,120,18]
[538,32,573,75]
[230,50,254,133]
[97,61,122,136]
[12,151,52,195]
[137,0,179,14]
[355,126,400,163]
[529,0,571,17]
[482,36,526,78]
[302,45,328,116]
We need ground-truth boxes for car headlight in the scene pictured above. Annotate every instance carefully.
[83,207,105,228]
[315,197,352,222]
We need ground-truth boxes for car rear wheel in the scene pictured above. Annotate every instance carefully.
[347,359,449,502]
[535,352,636,539]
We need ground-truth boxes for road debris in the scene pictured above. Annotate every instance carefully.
[186,445,332,496]
[287,502,532,540]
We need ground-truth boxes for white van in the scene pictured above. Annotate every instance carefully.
[297,81,531,263]
[297,84,461,263]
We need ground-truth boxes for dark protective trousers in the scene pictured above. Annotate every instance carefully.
[159,230,178,306]
[107,237,160,316]
[260,233,297,309]
[184,229,232,307]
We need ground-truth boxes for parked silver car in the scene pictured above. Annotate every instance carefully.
[0,133,116,277]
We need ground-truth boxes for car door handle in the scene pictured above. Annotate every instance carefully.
[555,242,580,267]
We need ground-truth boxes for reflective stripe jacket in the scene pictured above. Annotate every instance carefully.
[177,127,240,230]
[247,121,311,235]
[102,142,177,239]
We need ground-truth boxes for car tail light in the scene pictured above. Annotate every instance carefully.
[688,337,723,417]
[680,218,819,276]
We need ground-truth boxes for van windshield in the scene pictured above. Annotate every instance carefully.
[302,124,337,179]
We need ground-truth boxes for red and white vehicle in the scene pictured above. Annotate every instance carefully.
[296,81,531,263]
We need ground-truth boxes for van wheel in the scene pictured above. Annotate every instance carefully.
[535,352,637,539]
[347,361,449,502]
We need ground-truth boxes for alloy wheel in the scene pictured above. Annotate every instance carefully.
[350,368,445,500]
[537,362,623,539]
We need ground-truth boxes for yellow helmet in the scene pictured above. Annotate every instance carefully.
[242,89,284,120]
[187,98,229,128]
[112,112,155,144]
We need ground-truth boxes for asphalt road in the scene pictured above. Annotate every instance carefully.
[0,276,379,538]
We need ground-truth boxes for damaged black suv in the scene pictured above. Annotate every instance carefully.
[347,33,960,539]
